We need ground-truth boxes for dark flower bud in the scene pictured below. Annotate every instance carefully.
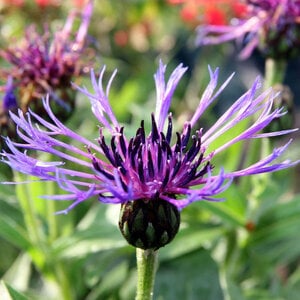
[119,198,180,250]
[260,23,300,59]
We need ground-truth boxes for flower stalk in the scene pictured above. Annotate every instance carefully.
[136,248,158,300]
[264,58,287,89]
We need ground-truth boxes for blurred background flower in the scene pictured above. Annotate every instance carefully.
[0,0,94,149]
[196,0,300,59]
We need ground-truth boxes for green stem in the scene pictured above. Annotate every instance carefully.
[53,263,74,300]
[14,172,72,300]
[45,181,58,242]
[264,57,287,89]
[14,172,43,246]
[136,248,158,300]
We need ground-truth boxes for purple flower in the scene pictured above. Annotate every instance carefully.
[196,0,300,59]
[1,61,298,215]
[0,0,94,114]
[0,77,19,150]
[2,77,18,111]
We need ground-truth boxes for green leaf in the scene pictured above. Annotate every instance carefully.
[2,254,31,293]
[0,281,28,300]
[154,248,223,300]
[0,213,30,250]
[84,257,129,300]
[224,277,246,300]
[53,204,126,258]
[159,225,224,261]
[0,176,30,250]
[198,183,247,228]
[246,194,300,257]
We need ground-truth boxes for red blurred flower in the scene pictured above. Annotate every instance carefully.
[232,2,247,17]
[204,7,227,26]
[114,30,129,47]
[73,0,89,7]
[2,0,24,6]
[179,2,198,23]
[1,0,88,7]
[167,0,247,26]
[35,0,58,7]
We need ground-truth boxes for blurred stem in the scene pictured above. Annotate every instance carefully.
[245,57,287,216]
[224,230,238,268]
[264,58,287,89]
[14,172,72,300]
[136,248,158,300]
[45,181,58,242]
[53,263,73,300]
[14,172,43,246]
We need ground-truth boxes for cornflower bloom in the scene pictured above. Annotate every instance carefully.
[1,62,298,249]
[196,0,300,59]
[0,0,93,119]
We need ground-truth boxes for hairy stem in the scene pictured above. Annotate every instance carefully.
[136,248,158,300]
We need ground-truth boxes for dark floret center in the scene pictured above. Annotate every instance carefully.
[92,114,211,200]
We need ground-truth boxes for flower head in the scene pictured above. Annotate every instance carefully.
[196,0,300,59]
[0,0,94,118]
[1,61,298,248]
[2,60,297,208]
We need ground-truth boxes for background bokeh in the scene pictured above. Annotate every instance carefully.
[0,1,300,299]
